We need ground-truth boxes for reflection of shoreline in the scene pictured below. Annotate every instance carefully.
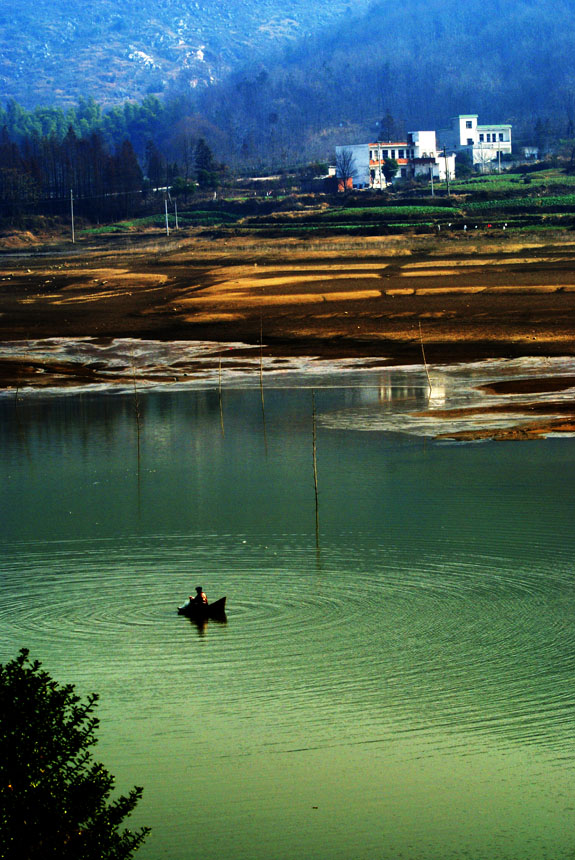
[2,338,575,440]
[0,337,447,395]
[321,358,575,441]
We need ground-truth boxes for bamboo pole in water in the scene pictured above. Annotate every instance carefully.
[312,389,320,550]
[259,316,268,452]
[259,316,264,405]
[419,321,433,395]
[218,359,225,436]
[131,351,142,498]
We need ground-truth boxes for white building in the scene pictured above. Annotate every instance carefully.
[439,114,512,168]
[336,130,455,190]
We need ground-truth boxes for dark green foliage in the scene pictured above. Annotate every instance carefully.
[195,138,221,188]
[455,162,474,179]
[0,649,150,860]
[145,139,166,187]
[0,95,170,156]
[194,138,215,173]
[380,112,398,141]
[170,176,196,199]
[382,158,399,183]
[0,122,149,224]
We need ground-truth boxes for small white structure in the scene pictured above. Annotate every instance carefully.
[522,146,539,160]
[439,114,512,168]
[336,130,455,190]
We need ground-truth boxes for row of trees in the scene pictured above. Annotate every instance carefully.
[0,96,171,154]
[6,0,575,177]
[0,123,223,223]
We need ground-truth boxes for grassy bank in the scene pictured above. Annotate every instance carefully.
[14,167,575,245]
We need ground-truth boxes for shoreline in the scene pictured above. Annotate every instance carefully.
[2,231,575,439]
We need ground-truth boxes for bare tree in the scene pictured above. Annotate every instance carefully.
[335,147,357,192]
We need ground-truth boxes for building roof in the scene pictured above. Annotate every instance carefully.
[369,141,409,147]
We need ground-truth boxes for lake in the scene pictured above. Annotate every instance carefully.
[2,360,575,860]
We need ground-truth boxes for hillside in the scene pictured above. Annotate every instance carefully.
[2,0,575,168]
[197,0,575,163]
[0,0,372,108]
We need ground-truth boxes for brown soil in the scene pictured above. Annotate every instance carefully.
[2,230,575,438]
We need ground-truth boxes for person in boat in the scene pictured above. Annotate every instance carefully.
[190,586,208,606]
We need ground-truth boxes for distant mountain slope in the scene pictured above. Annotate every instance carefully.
[195,0,575,164]
[4,0,575,169]
[0,0,372,107]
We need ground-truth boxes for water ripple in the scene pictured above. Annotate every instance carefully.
[2,535,575,758]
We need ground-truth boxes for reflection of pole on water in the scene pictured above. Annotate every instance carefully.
[312,390,320,557]
[218,358,225,436]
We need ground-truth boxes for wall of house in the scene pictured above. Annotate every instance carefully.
[336,113,514,188]
[456,115,479,146]
[409,130,438,158]
[438,115,512,166]
[336,133,456,188]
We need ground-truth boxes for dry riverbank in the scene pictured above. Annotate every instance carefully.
[2,230,575,439]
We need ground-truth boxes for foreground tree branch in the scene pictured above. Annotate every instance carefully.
[0,649,150,860]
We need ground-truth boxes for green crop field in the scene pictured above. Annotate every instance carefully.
[466,194,575,211]
[321,205,460,220]
[75,167,575,240]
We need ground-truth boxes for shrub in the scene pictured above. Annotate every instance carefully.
[0,650,150,860]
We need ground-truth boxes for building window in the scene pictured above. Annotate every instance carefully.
[398,149,404,158]
[467,138,473,146]
[382,150,388,158]
[391,150,395,158]
[479,134,484,142]
[499,133,504,141]
[466,120,473,128]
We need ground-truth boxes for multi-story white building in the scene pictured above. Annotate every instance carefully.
[336,130,455,190]
[439,114,512,167]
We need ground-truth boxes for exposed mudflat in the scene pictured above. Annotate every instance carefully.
[2,231,575,439]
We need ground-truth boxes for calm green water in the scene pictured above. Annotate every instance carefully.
[2,381,575,860]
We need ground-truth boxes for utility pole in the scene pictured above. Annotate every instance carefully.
[429,164,435,197]
[174,198,179,230]
[443,147,451,196]
[164,195,170,236]
[70,189,75,244]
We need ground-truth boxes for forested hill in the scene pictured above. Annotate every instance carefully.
[0,0,372,108]
[196,0,575,164]
[3,0,575,169]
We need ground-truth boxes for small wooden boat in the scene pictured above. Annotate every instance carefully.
[177,596,227,620]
